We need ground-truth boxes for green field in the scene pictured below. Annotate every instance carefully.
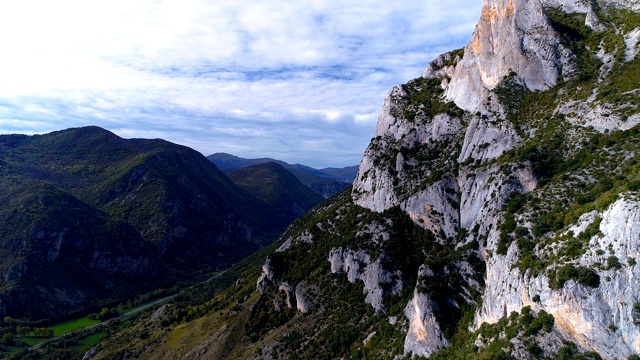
[19,337,43,346]
[52,317,101,336]
[0,286,189,358]
[77,332,106,349]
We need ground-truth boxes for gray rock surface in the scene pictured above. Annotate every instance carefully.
[276,231,313,253]
[476,196,640,358]
[279,282,295,309]
[403,266,450,357]
[558,99,640,132]
[400,180,459,239]
[625,28,640,61]
[457,115,521,163]
[295,281,314,314]
[446,0,564,111]
[423,52,460,80]
[328,247,403,312]
[256,258,275,293]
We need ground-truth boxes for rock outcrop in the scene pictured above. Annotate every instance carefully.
[446,0,565,111]
[475,196,640,359]
[256,258,276,293]
[328,247,403,312]
[295,282,314,314]
[403,266,450,357]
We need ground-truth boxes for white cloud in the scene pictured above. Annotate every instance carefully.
[0,0,482,167]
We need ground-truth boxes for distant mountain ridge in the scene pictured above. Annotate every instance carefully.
[227,162,324,220]
[207,152,358,181]
[207,152,358,198]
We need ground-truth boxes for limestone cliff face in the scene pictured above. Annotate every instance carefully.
[352,86,464,225]
[352,86,407,212]
[328,247,403,312]
[349,0,640,358]
[445,0,640,115]
[256,258,276,293]
[476,197,640,358]
[445,0,565,111]
[403,265,450,357]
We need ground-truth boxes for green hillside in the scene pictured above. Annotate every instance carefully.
[228,162,324,219]
[0,126,284,321]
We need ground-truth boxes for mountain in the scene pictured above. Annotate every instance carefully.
[49,0,640,359]
[307,180,353,199]
[206,152,288,172]
[206,152,358,181]
[227,162,324,221]
[0,126,288,321]
[207,152,358,198]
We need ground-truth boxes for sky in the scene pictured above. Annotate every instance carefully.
[0,0,482,168]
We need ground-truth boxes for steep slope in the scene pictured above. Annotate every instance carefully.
[0,126,284,321]
[227,162,324,221]
[82,1,640,359]
[0,181,156,321]
[207,152,356,198]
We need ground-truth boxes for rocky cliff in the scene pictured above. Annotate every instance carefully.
[86,1,640,359]
[267,0,640,357]
[352,0,640,357]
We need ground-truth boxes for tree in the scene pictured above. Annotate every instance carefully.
[99,307,120,321]
[16,325,32,337]
[2,333,14,346]
[34,327,55,337]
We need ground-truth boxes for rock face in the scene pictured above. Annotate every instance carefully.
[295,282,314,314]
[256,258,276,293]
[353,90,463,216]
[400,181,460,240]
[403,266,450,357]
[328,247,403,312]
[476,197,640,358]
[348,0,640,358]
[445,0,564,111]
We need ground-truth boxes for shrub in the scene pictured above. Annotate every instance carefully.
[549,264,600,289]
[607,256,622,270]
[633,302,640,325]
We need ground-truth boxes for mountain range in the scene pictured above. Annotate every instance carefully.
[82,0,640,359]
[226,162,324,220]
[207,152,358,198]
[0,127,323,321]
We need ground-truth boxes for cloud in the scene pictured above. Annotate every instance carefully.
[0,0,482,167]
